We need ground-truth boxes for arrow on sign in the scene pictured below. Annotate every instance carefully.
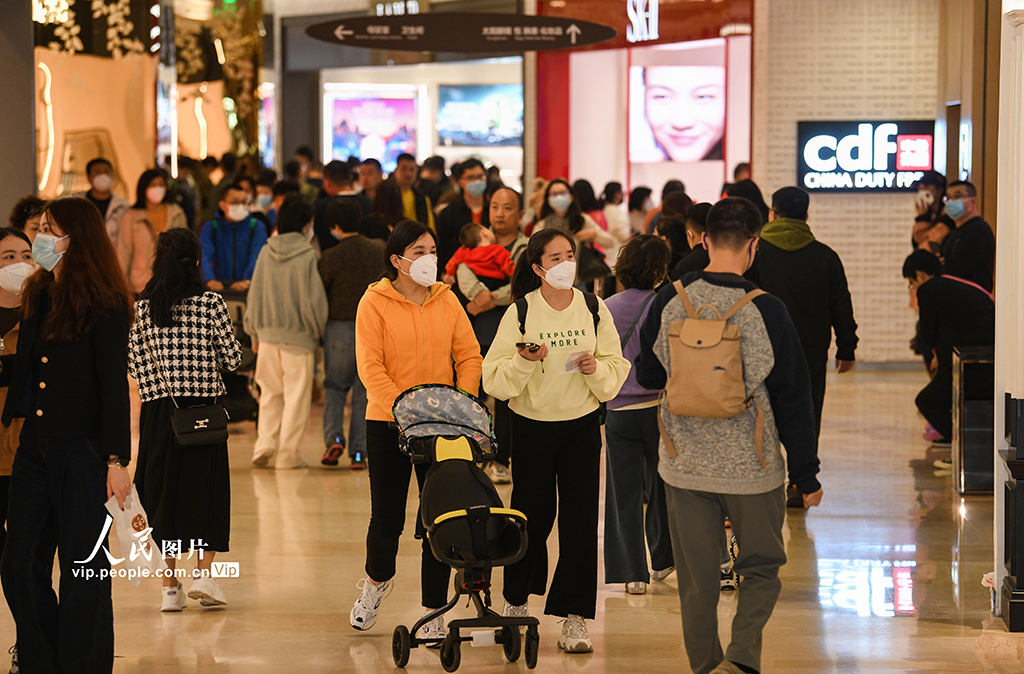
[334,25,355,40]
[567,24,581,44]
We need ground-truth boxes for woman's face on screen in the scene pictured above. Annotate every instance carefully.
[644,66,726,163]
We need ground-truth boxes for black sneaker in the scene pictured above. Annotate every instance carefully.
[350,452,367,471]
[720,566,737,591]
[786,485,805,509]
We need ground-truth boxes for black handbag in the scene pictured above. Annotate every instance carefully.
[141,325,229,447]
[576,242,611,283]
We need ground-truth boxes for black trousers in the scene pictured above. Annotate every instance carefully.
[503,410,602,618]
[1,419,113,674]
[916,368,954,441]
[364,421,451,608]
[807,356,827,442]
[492,398,512,467]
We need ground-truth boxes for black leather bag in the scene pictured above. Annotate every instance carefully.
[142,326,229,447]
[576,243,611,282]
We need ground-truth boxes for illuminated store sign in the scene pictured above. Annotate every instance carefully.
[797,121,934,192]
[626,0,659,43]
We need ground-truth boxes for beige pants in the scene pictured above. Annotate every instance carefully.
[253,342,314,469]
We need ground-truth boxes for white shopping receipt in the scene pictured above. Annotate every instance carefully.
[561,351,590,375]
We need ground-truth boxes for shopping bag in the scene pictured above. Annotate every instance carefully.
[104,485,168,587]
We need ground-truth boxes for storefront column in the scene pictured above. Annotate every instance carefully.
[992,6,1024,621]
[0,3,37,206]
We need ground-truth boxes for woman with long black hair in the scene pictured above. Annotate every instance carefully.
[129,228,241,611]
[482,228,629,654]
[0,197,134,674]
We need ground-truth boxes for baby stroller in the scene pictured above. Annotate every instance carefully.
[390,384,540,672]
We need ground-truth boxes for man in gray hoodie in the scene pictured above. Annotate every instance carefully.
[244,195,329,469]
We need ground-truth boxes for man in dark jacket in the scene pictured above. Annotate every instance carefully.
[435,159,489,277]
[903,249,994,445]
[393,153,435,231]
[940,180,995,293]
[754,187,857,505]
[313,161,371,251]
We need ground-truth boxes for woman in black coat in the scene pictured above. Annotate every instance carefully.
[0,197,134,674]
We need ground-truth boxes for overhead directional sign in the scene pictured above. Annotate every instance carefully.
[306,13,618,53]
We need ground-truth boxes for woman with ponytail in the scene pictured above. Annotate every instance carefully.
[128,227,241,611]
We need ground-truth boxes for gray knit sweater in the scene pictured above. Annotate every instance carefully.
[636,272,821,496]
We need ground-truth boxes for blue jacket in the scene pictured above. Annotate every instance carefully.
[199,213,268,283]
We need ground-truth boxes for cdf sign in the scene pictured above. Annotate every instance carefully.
[797,121,935,192]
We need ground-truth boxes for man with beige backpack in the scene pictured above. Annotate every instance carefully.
[635,197,823,674]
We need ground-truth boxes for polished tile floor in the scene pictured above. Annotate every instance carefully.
[0,370,1006,672]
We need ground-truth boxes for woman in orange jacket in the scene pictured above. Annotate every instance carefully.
[350,219,482,644]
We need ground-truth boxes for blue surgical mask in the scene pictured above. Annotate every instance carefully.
[255,194,273,209]
[465,180,487,198]
[549,193,572,214]
[32,233,68,272]
[944,198,967,220]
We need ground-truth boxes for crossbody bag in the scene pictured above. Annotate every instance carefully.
[140,322,229,446]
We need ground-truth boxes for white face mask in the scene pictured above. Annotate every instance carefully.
[0,262,34,294]
[400,254,437,287]
[91,174,113,192]
[146,186,166,204]
[227,204,249,222]
[539,260,576,290]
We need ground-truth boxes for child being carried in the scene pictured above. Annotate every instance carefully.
[443,223,515,290]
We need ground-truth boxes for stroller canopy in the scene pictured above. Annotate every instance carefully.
[392,385,493,445]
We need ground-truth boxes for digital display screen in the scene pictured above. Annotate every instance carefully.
[328,97,417,173]
[629,64,726,164]
[797,120,935,192]
[437,84,524,148]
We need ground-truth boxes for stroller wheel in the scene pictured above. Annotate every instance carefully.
[392,625,411,668]
[524,626,539,669]
[439,634,461,672]
[500,626,521,663]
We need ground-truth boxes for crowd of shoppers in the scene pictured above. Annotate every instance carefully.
[3,145,999,674]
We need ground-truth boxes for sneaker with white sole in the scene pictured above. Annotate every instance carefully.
[502,599,529,618]
[625,581,646,595]
[558,614,593,653]
[161,582,187,612]
[418,614,446,648]
[720,565,737,591]
[350,578,392,631]
[487,462,512,484]
[651,566,675,582]
[934,457,952,470]
[188,577,227,607]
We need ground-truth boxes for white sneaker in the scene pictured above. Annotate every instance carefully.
[418,614,446,648]
[350,578,392,631]
[161,582,187,612]
[625,581,646,595]
[276,456,309,470]
[502,599,529,618]
[487,462,512,484]
[251,450,274,468]
[651,566,676,582]
[187,577,227,607]
[558,614,593,653]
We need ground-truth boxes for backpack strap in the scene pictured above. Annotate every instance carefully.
[582,291,601,330]
[515,297,528,336]
[672,280,697,317]
[721,290,767,321]
[517,291,600,336]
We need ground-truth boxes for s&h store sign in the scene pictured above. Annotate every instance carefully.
[797,121,935,192]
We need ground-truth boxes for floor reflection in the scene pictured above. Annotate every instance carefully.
[0,370,1004,672]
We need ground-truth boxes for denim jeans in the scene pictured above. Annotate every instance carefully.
[322,320,367,457]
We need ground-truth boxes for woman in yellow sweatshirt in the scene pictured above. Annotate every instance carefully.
[482,228,629,654]
[350,220,482,643]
